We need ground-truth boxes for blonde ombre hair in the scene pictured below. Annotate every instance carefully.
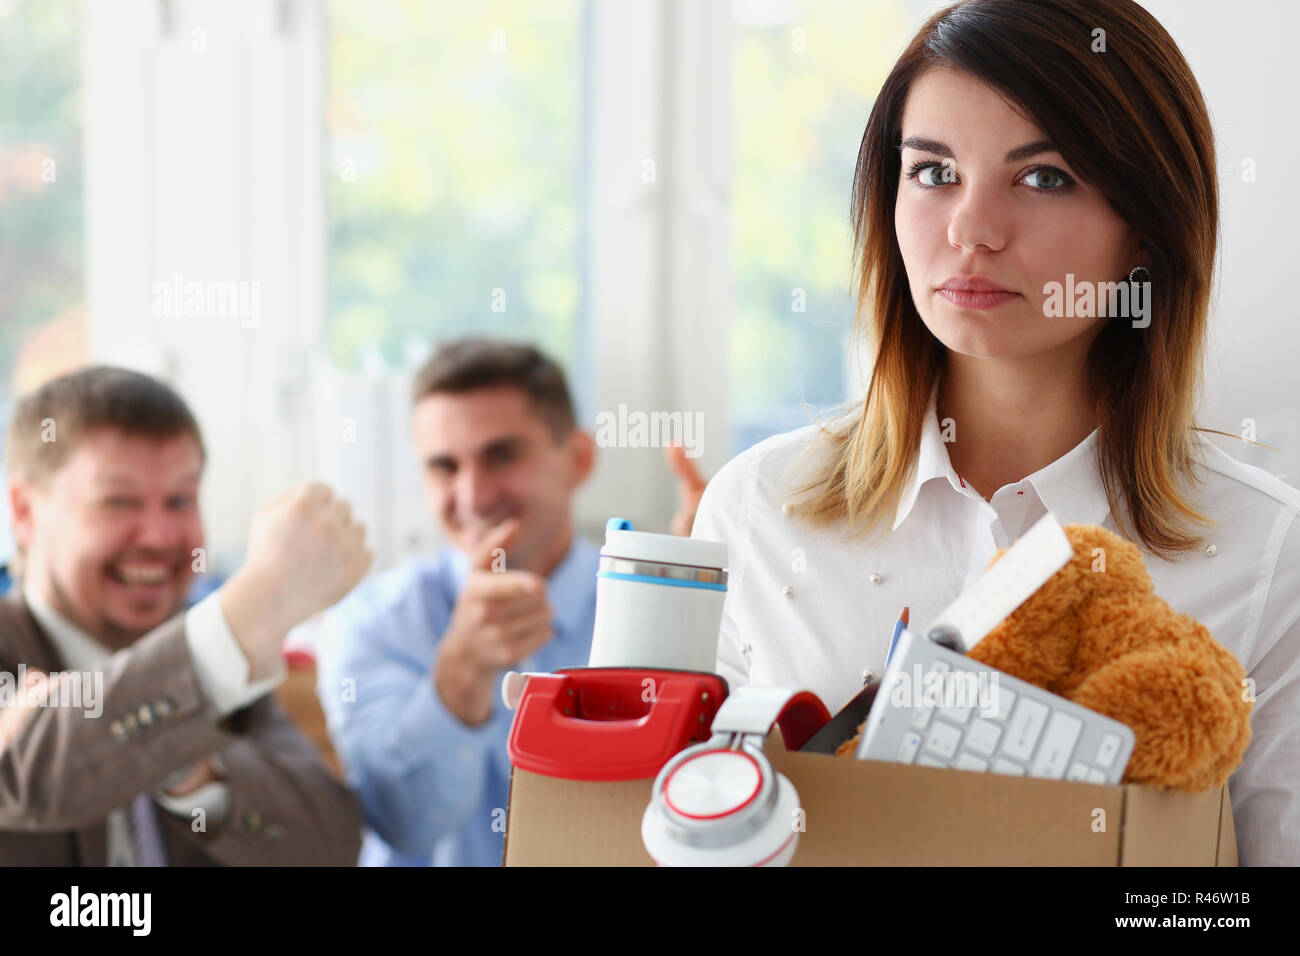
[788,0,1247,561]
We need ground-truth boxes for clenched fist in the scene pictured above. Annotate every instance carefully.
[221,482,372,680]
[434,518,555,726]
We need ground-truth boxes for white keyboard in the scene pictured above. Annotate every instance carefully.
[855,628,1136,785]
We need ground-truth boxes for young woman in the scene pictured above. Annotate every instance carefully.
[693,0,1299,866]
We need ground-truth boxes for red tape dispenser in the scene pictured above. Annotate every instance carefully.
[505,667,729,781]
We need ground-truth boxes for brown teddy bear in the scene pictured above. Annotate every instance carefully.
[840,525,1252,792]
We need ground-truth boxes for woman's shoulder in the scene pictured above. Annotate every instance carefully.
[701,412,853,517]
[1188,437,1300,589]
[1193,437,1300,517]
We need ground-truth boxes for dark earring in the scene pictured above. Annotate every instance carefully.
[1128,265,1151,283]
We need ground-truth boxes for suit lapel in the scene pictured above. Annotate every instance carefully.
[5,593,105,864]
[4,593,221,867]
[2,592,71,673]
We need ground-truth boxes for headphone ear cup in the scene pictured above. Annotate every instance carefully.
[641,743,802,866]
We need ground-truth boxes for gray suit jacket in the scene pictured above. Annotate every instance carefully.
[0,594,363,865]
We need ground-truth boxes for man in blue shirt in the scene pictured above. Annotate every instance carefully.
[317,338,704,866]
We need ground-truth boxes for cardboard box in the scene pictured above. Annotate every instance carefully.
[504,730,1236,866]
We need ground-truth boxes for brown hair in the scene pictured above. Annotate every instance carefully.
[790,0,1234,561]
[412,337,577,440]
[6,365,205,488]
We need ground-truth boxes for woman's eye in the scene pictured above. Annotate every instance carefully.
[905,160,1076,194]
[1020,166,1074,191]
[907,161,956,187]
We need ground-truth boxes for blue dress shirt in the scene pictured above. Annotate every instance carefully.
[316,536,600,866]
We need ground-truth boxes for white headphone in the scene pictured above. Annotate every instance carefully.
[641,686,829,867]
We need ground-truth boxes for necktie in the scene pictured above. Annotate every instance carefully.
[130,792,168,867]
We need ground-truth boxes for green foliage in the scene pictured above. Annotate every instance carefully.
[328,0,581,373]
[730,0,908,449]
[0,0,83,394]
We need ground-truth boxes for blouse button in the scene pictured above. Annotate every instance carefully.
[781,502,791,514]
[869,572,882,584]
[782,585,794,597]
[1205,544,1217,556]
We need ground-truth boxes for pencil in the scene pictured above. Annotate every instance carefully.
[886,605,910,666]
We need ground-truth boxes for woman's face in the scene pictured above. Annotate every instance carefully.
[895,66,1141,360]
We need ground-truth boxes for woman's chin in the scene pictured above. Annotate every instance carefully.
[933,331,1024,360]
[927,322,1066,361]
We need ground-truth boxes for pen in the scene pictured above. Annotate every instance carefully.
[885,606,909,666]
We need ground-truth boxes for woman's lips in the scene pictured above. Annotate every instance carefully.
[937,288,1021,310]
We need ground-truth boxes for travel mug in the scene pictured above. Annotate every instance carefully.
[588,517,728,673]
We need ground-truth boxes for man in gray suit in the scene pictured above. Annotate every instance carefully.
[0,366,368,865]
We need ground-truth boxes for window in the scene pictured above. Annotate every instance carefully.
[0,0,84,398]
[327,0,586,379]
[0,0,84,566]
[729,0,911,453]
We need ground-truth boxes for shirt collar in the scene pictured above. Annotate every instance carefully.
[892,381,965,532]
[22,582,111,670]
[1022,428,1111,528]
[892,381,1112,532]
[445,533,599,643]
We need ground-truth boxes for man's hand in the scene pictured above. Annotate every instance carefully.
[162,757,222,797]
[434,519,554,727]
[665,443,708,537]
[220,482,372,681]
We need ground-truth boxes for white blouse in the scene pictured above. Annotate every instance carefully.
[692,385,1300,867]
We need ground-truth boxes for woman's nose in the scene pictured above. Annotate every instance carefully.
[946,184,1009,254]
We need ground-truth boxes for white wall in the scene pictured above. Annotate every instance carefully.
[1144,0,1300,482]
